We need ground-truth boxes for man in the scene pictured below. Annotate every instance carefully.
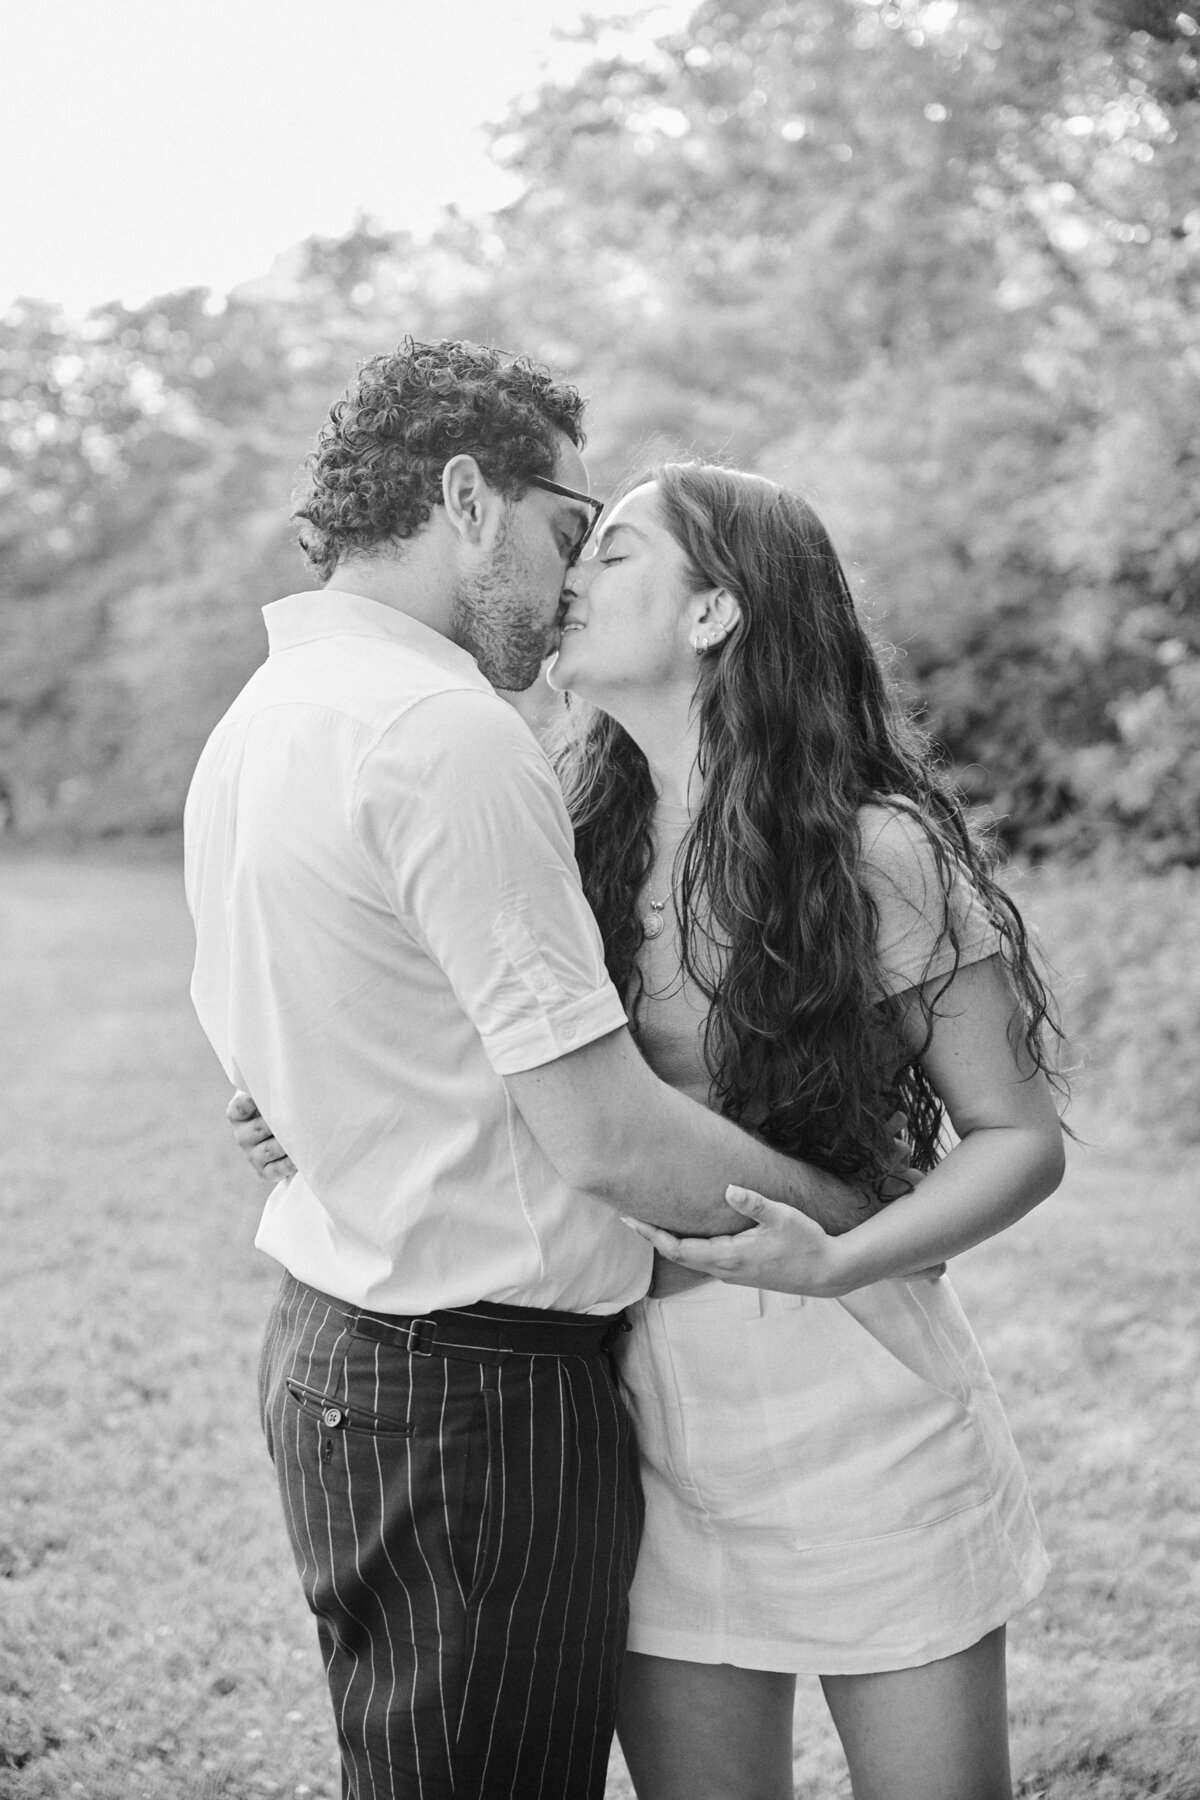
[184,339,861,1799]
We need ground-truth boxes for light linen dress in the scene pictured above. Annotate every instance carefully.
[619,802,1049,1674]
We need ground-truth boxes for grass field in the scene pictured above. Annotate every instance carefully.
[1,854,1198,1799]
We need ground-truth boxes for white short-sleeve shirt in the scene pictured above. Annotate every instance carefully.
[184,590,650,1314]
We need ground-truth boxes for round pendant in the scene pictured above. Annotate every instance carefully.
[643,909,665,939]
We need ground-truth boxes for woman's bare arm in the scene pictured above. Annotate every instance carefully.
[622,954,1065,1295]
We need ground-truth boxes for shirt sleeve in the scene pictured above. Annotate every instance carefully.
[352,687,629,1074]
[858,804,1001,1001]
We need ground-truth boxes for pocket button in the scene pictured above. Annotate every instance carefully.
[322,1407,344,1429]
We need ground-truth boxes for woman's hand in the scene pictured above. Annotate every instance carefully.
[623,1186,849,1297]
[227,1089,296,1183]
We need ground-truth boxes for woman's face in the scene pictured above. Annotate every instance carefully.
[546,482,701,703]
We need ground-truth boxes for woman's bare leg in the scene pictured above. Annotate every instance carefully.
[820,1625,1012,1800]
[617,1651,797,1800]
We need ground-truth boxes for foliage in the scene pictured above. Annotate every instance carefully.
[480,0,1200,861]
[1016,854,1200,1140]
[0,234,486,835]
[0,0,1198,861]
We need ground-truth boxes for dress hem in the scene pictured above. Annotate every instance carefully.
[624,1553,1050,1677]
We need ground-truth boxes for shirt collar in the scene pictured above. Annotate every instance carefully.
[262,589,493,690]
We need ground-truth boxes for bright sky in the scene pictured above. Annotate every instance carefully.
[0,0,691,317]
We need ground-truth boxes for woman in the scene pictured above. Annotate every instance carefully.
[235,463,1065,1800]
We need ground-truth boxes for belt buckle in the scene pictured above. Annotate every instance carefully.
[407,1317,438,1357]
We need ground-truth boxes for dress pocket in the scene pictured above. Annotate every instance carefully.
[766,1284,995,1547]
[835,1276,983,1411]
[647,1285,996,1550]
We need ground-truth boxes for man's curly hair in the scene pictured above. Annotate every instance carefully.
[293,338,588,580]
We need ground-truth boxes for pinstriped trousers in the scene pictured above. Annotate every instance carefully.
[259,1273,644,1800]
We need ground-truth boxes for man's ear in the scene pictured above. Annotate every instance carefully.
[686,586,742,652]
[442,455,501,547]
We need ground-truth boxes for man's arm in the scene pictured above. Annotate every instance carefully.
[227,698,876,1236]
[502,1023,869,1238]
[227,1039,870,1237]
[618,957,1063,1291]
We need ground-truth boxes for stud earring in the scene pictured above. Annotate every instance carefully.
[691,622,733,654]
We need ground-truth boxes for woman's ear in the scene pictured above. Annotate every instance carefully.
[687,587,743,655]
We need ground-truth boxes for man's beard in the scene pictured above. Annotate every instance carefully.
[450,517,554,692]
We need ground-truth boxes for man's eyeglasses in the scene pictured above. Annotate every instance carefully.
[527,474,605,565]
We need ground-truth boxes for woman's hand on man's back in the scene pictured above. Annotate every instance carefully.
[227,1089,297,1183]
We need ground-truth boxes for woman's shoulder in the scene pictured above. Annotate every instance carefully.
[855,798,999,996]
[855,799,947,911]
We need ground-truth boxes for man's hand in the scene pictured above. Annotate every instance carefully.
[227,1089,296,1183]
[622,1185,850,1297]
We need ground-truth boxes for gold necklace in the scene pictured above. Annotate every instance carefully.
[642,892,670,939]
[644,804,688,939]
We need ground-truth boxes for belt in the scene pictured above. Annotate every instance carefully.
[340,1298,631,1367]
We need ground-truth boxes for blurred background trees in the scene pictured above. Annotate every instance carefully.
[2,0,1198,863]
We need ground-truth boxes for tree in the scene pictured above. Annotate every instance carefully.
[476,0,1200,859]
[2,0,1198,857]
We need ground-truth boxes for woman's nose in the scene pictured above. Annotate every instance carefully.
[564,557,594,598]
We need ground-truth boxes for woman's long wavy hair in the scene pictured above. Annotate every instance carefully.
[552,463,1066,1189]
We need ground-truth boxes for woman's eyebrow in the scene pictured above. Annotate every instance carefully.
[596,521,648,551]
